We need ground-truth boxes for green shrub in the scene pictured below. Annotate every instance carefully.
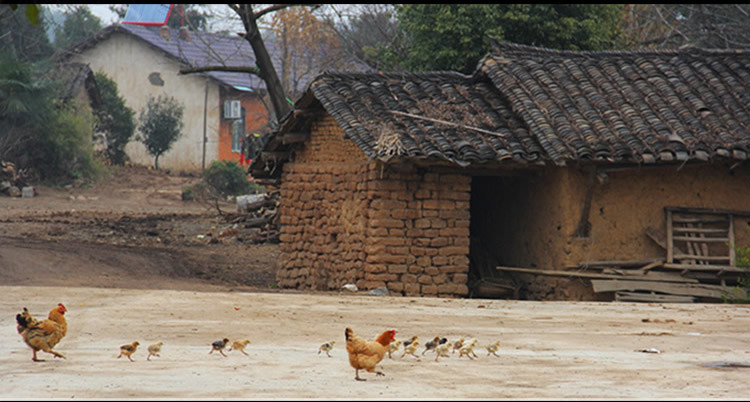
[181,185,195,201]
[723,245,750,304]
[201,160,251,197]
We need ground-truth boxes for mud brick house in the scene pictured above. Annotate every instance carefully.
[251,41,750,301]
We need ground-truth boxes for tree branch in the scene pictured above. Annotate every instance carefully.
[255,4,321,20]
[179,65,260,75]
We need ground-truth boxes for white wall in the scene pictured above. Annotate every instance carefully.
[73,32,222,172]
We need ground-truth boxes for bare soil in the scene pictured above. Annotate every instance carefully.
[1,166,749,399]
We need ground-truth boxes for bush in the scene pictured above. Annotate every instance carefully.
[137,95,184,170]
[94,72,135,166]
[201,160,252,197]
[36,101,106,183]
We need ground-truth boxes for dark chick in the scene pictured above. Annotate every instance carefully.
[422,336,441,355]
[210,338,230,357]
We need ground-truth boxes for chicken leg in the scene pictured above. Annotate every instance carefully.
[32,348,66,362]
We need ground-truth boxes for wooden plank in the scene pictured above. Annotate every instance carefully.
[575,258,662,268]
[728,215,736,266]
[496,266,698,283]
[673,227,729,234]
[673,236,729,243]
[673,254,730,262]
[615,291,695,303]
[590,279,740,299]
[666,206,750,217]
[666,209,674,263]
[672,217,728,224]
[661,263,745,273]
[636,259,665,274]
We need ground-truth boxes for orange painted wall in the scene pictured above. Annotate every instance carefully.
[217,90,268,165]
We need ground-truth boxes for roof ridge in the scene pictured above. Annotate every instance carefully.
[489,38,749,58]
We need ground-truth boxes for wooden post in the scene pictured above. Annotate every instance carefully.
[574,168,596,237]
[666,209,674,263]
[728,214,736,267]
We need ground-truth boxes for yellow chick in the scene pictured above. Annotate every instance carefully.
[147,341,163,361]
[401,340,420,358]
[458,338,478,360]
[117,341,140,362]
[486,340,501,357]
[434,341,452,362]
[388,338,400,359]
[452,338,465,354]
[229,339,251,356]
[317,340,335,357]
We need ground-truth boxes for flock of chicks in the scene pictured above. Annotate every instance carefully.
[320,335,501,363]
[115,338,252,362]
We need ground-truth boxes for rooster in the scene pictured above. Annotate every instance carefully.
[344,327,396,381]
[15,303,68,362]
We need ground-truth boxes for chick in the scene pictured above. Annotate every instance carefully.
[209,338,230,357]
[422,336,442,355]
[117,341,140,362]
[229,339,251,356]
[402,335,418,348]
[451,338,465,354]
[401,340,420,358]
[486,340,501,357]
[387,338,400,359]
[434,341,452,362]
[317,340,335,357]
[147,341,163,361]
[458,338,478,360]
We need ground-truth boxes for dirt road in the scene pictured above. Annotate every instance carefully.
[2,287,749,399]
[1,166,749,399]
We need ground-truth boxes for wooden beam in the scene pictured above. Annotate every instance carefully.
[662,263,745,273]
[261,151,290,161]
[496,266,697,283]
[666,209,674,263]
[615,291,696,303]
[282,132,308,144]
[591,279,742,300]
[573,258,662,268]
[574,167,596,238]
[665,206,750,217]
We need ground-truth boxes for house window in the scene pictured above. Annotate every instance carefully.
[231,107,246,153]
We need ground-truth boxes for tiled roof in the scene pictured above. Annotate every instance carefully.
[60,24,371,94]
[308,72,545,166]
[480,41,750,165]
[252,42,750,178]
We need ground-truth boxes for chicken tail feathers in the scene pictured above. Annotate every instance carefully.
[345,327,354,342]
[16,308,34,330]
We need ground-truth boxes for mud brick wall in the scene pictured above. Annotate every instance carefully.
[276,115,471,298]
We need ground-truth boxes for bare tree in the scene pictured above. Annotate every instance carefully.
[622,4,750,49]
[180,4,321,126]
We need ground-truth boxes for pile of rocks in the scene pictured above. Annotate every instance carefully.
[0,161,34,198]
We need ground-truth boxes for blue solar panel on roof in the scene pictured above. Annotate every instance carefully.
[123,4,172,26]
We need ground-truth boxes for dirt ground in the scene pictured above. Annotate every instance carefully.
[1,166,749,399]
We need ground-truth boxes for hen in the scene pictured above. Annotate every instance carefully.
[15,303,68,362]
[345,327,396,381]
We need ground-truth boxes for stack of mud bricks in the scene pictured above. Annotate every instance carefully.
[276,116,470,298]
